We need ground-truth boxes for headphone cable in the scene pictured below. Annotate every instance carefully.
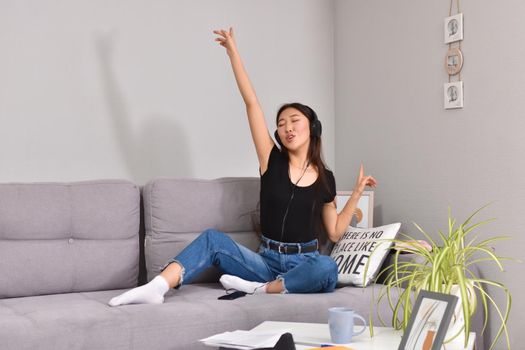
[279,162,310,242]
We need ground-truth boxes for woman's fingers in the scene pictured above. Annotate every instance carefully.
[213,27,238,55]
[353,165,377,194]
[356,164,364,185]
[364,176,377,188]
[213,29,230,40]
[357,176,377,189]
[213,28,235,48]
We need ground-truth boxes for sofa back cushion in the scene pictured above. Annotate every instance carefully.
[143,177,260,283]
[0,180,140,298]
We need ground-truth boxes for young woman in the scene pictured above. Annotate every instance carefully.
[109,28,376,306]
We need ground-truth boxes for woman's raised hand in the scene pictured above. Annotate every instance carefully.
[213,27,238,57]
[353,164,377,196]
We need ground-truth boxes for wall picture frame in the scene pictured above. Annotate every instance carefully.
[398,290,459,350]
[444,81,463,109]
[336,191,374,228]
[444,13,463,44]
[445,47,463,76]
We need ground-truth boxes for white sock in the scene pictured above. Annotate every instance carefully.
[219,274,267,295]
[108,276,170,306]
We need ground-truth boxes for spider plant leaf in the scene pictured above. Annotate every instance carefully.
[412,222,438,247]
[462,218,497,236]
[471,281,489,336]
[460,202,494,228]
[453,266,471,346]
[466,246,505,271]
[472,279,511,350]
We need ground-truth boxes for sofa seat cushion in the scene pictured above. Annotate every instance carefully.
[0,284,398,350]
[0,290,131,350]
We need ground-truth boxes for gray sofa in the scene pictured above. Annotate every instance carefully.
[0,178,483,350]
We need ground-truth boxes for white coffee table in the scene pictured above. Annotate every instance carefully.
[250,321,475,350]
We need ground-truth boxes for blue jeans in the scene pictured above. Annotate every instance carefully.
[162,229,338,293]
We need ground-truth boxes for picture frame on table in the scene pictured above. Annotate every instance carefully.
[398,290,459,350]
[336,191,374,228]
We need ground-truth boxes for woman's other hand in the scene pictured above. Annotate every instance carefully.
[213,27,238,57]
[353,164,377,196]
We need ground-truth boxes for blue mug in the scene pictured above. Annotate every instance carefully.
[328,307,367,344]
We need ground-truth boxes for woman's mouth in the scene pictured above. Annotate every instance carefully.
[286,134,295,142]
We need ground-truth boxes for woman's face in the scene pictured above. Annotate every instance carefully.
[276,107,311,152]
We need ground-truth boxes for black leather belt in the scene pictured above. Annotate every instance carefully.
[264,241,318,254]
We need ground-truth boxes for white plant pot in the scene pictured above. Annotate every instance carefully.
[445,282,475,344]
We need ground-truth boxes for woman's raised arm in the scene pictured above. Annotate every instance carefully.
[213,27,274,173]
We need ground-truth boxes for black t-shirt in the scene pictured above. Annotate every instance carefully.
[260,146,336,243]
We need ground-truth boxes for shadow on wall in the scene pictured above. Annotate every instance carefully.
[95,32,193,185]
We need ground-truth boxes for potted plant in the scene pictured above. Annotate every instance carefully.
[369,205,513,350]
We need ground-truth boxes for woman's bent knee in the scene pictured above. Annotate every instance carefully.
[317,255,338,272]
[201,229,229,244]
[318,256,338,292]
[202,228,221,238]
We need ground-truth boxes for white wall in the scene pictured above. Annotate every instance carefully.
[335,1,525,349]
[0,0,335,185]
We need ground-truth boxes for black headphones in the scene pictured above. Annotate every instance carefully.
[274,107,322,148]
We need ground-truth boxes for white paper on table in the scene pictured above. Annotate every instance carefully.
[199,329,291,349]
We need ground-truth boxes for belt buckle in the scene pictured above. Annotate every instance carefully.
[278,245,285,254]
[297,244,302,254]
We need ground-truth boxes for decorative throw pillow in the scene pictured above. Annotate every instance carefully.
[330,223,401,287]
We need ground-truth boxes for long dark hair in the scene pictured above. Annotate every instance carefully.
[275,102,331,195]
